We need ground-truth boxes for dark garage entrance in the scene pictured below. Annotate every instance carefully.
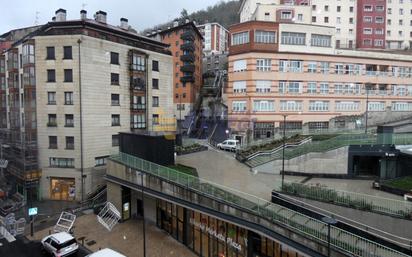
[352,156,380,176]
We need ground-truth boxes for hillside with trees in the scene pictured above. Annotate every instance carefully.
[143,0,241,34]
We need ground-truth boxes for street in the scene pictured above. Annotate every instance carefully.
[0,237,91,257]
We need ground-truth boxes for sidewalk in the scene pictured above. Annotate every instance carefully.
[28,214,196,257]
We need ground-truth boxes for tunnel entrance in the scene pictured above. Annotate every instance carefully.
[352,155,381,177]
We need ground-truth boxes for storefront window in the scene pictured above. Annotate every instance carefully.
[50,178,75,201]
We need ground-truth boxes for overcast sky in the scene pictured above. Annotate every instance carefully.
[0,0,224,34]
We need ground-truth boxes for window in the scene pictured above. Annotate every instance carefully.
[320,83,329,94]
[47,69,56,82]
[232,32,249,45]
[132,114,146,129]
[349,18,354,24]
[307,82,317,93]
[337,17,341,24]
[111,114,120,126]
[47,92,56,105]
[324,17,329,23]
[308,122,329,130]
[256,59,271,71]
[320,62,329,74]
[375,39,384,46]
[232,101,247,112]
[335,101,360,111]
[254,30,276,43]
[324,5,329,11]
[49,157,74,168]
[309,101,329,111]
[111,94,120,106]
[392,102,412,111]
[287,81,302,93]
[335,64,345,74]
[65,114,74,127]
[152,96,159,107]
[111,73,119,85]
[63,46,72,59]
[279,60,289,72]
[375,28,384,35]
[376,5,384,12]
[64,92,73,105]
[308,62,317,73]
[131,54,145,71]
[279,81,287,94]
[46,47,55,60]
[290,60,303,72]
[48,114,57,127]
[281,32,306,45]
[110,52,119,65]
[233,60,247,72]
[350,6,354,12]
[152,78,159,89]
[64,69,73,82]
[152,114,159,125]
[66,136,74,150]
[375,17,384,23]
[152,60,159,71]
[256,81,271,93]
[364,5,373,12]
[280,11,292,20]
[337,6,341,12]
[311,34,331,47]
[49,136,57,149]
[233,81,247,93]
[253,100,275,112]
[312,16,317,22]
[363,28,373,35]
[280,100,303,112]
[368,102,385,111]
[364,16,372,23]
[112,135,119,147]
[297,14,303,21]
[95,156,108,166]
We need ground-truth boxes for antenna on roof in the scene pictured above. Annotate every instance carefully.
[35,11,40,25]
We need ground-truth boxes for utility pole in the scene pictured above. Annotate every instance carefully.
[365,86,370,134]
[281,115,287,190]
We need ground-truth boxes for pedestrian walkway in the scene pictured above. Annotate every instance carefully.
[29,214,196,257]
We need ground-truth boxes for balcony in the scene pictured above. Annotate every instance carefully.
[180,75,195,83]
[130,82,146,91]
[180,42,195,52]
[180,64,195,73]
[180,30,195,41]
[180,53,195,63]
[130,103,146,111]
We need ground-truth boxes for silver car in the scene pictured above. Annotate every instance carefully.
[41,232,79,257]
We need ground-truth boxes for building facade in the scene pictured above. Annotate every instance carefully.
[149,22,203,120]
[197,23,229,55]
[0,9,175,201]
[228,20,412,141]
[239,0,412,50]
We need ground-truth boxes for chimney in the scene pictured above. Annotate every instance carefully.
[95,10,107,23]
[120,18,128,30]
[55,8,67,22]
[80,10,87,20]
[52,16,56,22]
[173,21,179,27]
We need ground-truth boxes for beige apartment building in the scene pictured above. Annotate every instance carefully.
[0,9,175,201]
[228,20,412,141]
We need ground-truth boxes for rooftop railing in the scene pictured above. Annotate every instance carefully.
[109,152,410,257]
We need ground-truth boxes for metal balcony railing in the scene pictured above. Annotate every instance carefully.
[109,153,410,257]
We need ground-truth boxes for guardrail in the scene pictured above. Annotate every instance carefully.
[280,182,412,219]
[110,153,410,257]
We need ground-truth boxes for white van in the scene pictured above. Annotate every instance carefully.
[86,248,127,257]
[217,139,240,152]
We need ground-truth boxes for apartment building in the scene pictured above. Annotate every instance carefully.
[149,22,203,121]
[239,0,412,50]
[0,9,175,201]
[197,22,229,55]
[228,20,412,141]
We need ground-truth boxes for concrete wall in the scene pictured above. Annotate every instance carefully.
[256,146,349,175]
[107,181,122,214]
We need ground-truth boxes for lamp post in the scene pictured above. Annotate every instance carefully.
[281,114,287,190]
[141,171,146,257]
[321,216,338,257]
[365,86,370,134]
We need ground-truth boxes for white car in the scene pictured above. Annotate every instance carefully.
[41,232,78,257]
[86,248,127,257]
[217,139,239,151]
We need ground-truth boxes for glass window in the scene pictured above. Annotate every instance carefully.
[280,100,303,111]
[233,59,247,72]
[112,114,120,126]
[254,30,276,43]
[256,59,271,71]
[309,101,329,111]
[111,73,120,85]
[95,156,108,166]
[49,157,75,168]
[65,92,73,105]
[47,92,56,105]
[65,114,74,127]
[307,82,317,93]
[152,114,159,125]
[46,47,55,60]
[287,81,302,93]
[152,96,159,107]
[311,34,332,47]
[152,78,159,89]
[66,136,74,150]
[253,100,275,112]
[112,135,120,146]
[64,69,73,82]
[131,54,145,71]
[47,69,56,82]
[152,60,159,71]
[232,101,247,112]
[335,101,360,111]
[232,31,250,45]
[110,52,119,65]
[63,46,72,59]
[49,136,57,149]
[132,114,146,129]
[48,114,57,127]
[320,83,329,94]
[233,81,247,93]
[308,62,317,73]
[256,81,271,93]
[281,32,306,45]
[111,94,120,106]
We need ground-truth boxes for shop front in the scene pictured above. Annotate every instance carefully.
[50,177,76,201]
[156,199,305,257]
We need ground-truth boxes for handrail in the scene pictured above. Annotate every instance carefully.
[245,137,312,161]
[274,193,412,250]
[110,153,411,257]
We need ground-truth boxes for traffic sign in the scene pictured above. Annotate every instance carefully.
[28,207,38,216]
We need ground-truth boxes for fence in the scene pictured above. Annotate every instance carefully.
[110,153,410,257]
[280,182,412,219]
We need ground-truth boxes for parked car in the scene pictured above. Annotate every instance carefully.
[41,232,78,257]
[85,248,126,257]
[217,139,240,152]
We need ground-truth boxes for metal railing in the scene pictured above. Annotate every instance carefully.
[109,153,410,257]
[280,182,412,219]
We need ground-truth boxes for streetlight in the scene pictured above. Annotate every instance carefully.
[364,85,370,134]
[321,216,338,257]
[281,114,287,190]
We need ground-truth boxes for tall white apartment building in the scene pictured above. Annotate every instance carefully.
[0,9,175,201]
[197,22,230,55]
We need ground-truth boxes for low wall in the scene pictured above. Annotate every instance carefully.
[255,146,349,176]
